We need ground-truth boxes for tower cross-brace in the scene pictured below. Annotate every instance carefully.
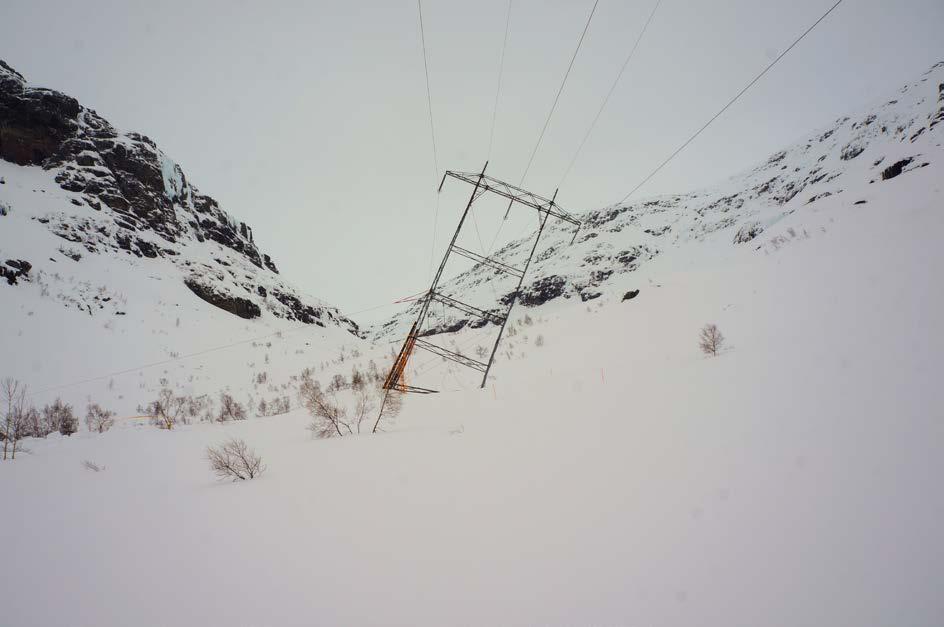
[383,162,581,393]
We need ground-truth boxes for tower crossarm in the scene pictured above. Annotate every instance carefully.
[441,170,581,227]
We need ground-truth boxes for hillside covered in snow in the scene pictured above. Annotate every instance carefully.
[1,33,942,627]
[0,60,359,414]
[1,132,941,624]
[373,61,944,346]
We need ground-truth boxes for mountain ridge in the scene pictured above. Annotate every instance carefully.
[371,60,944,341]
[0,59,357,333]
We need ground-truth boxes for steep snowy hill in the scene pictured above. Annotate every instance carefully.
[0,61,360,414]
[373,61,944,344]
[1,155,940,625]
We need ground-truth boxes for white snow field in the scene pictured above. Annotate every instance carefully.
[2,161,942,625]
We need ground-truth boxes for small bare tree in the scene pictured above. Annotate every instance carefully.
[218,392,247,422]
[699,323,726,357]
[43,398,78,436]
[351,366,366,391]
[327,373,347,393]
[301,386,349,438]
[24,405,43,438]
[146,388,187,430]
[82,460,105,472]
[85,402,116,433]
[2,378,29,460]
[206,438,265,481]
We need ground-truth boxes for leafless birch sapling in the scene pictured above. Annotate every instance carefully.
[699,323,726,357]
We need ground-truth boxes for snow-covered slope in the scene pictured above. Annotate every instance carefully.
[0,61,360,414]
[373,61,944,344]
[1,156,941,624]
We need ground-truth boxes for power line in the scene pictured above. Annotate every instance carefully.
[29,327,302,397]
[27,294,424,398]
[616,0,844,205]
[417,0,441,281]
[559,0,662,188]
[487,0,514,159]
[518,0,599,185]
[487,0,599,255]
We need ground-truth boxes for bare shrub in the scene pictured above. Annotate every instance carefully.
[184,395,214,423]
[301,386,348,438]
[535,334,544,347]
[146,388,188,430]
[2,378,30,460]
[43,398,77,436]
[85,403,116,433]
[366,360,381,383]
[327,373,347,393]
[24,405,43,438]
[300,371,398,438]
[82,460,104,472]
[258,396,290,417]
[351,366,365,391]
[699,324,725,357]
[206,438,265,481]
[218,392,247,422]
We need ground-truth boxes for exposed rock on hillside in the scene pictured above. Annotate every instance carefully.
[0,60,357,334]
[373,61,944,341]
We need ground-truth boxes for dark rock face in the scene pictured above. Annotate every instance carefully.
[881,158,914,180]
[0,64,80,166]
[733,221,764,244]
[271,290,327,327]
[929,83,944,130]
[0,60,274,270]
[514,275,567,307]
[185,278,261,320]
[0,60,357,333]
[840,142,865,161]
[622,290,639,301]
[1,258,32,285]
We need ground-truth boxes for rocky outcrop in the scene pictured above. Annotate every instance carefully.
[371,61,944,341]
[733,221,764,244]
[0,62,79,166]
[0,60,356,334]
[185,278,261,320]
[881,157,914,180]
[1,258,31,285]
[0,60,272,267]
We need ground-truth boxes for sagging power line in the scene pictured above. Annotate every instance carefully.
[488,0,600,254]
[558,0,662,188]
[486,0,514,160]
[616,0,845,205]
[417,0,442,282]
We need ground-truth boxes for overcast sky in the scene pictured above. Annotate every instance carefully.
[3,0,942,319]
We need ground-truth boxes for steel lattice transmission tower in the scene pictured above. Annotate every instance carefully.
[383,162,582,394]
